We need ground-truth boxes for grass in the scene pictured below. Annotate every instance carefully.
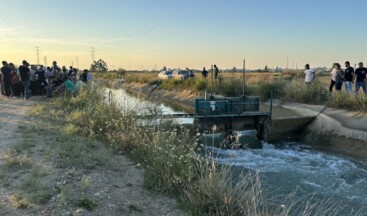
[59,185,73,206]
[92,71,125,80]
[3,152,33,171]
[128,204,142,212]
[9,194,31,209]
[77,197,98,210]
[124,72,159,84]
[31,82,364,215]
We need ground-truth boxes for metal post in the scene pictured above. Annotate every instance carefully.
[109,91,113,105]
[211,65,214,98]
[270,91,273,118]
[242,59,246,97]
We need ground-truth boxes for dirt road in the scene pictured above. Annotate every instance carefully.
[0,97,186,216]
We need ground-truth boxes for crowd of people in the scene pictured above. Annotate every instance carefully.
[305,61,367,94]
[0,60,93,99]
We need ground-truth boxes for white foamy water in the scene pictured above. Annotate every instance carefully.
[207,143,367,207]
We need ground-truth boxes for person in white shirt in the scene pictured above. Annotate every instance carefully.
[304,64,316,83]
[329,63,337,92]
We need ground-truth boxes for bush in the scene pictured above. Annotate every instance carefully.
[327,93,367,113]
[217,78,244,97]
[256,81,287,101]
[282,81,328,104]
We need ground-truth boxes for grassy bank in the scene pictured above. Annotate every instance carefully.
[125,74,367,113]
[29,83,363,215]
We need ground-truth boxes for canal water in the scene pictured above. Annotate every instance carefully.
[112,89,367,214]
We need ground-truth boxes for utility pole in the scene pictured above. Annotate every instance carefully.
[76,56,79,69]
[286,55,289,70]
[36,46,40,65]
[292,59,294,69]
[91,47,95,63]
[44,56,47,67]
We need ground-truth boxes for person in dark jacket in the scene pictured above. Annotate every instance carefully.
[355,62,367,94]
[1,61,13,97]
[35,66,48,95]
[19,60,31,100]
[214,65,219,79]
[202,67,208,78]
[344,61,354,93]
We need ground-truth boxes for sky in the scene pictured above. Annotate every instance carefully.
[0,0,367,70]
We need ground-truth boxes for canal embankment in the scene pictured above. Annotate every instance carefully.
[122,81,367,159]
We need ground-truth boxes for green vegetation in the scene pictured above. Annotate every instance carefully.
[9,194,31,209]
[124,72,159,84]
[92,71,124,80]
[32,82,362,215]
[77,197,98,210]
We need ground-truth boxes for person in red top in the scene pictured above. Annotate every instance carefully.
[9,63,23,97]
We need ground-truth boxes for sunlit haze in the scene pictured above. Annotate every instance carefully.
[1,0,367,70]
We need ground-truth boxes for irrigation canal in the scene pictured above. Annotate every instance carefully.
[111,88,367,214]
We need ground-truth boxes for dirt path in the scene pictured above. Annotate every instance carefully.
[0,97,186,216]
[0,97,34,152]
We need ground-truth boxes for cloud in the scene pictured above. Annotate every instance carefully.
[0,27,16,32]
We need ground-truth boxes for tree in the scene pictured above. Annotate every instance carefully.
[232,67,237,73]
[90,59,108,72]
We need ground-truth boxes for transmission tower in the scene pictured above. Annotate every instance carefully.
[36,46,40,64]
[44,56,47,67]
[91,47,95,63]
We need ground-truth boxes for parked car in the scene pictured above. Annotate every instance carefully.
[172,69,190,80]
[158,71,173,80]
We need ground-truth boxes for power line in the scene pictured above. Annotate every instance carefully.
[101,0,192,56]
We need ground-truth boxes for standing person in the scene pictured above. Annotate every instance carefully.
[9,63,22,97]
[0,71,4,95]
[71,68,78,82]
[355,62,367,94]
[68,66,73,77]
[45,66,51,78]
[202,67,208,78]
[51,61,59,77]
[344,61,354,93]
[62,66,68,75]
[214,65,219,79]
[334,63,344,91]
[304,64,316,84]
[19,60,31,100]
[329,63,337,92]
[29,65,38,95]
[35,66,48,95]
[1,61,13,97]
[190,70,195,78]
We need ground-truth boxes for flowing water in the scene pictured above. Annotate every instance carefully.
[112,89,367,214]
